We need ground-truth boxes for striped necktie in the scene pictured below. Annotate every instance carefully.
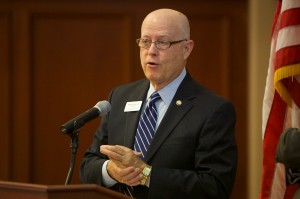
[134,92,161,158]
[122,92,161,198]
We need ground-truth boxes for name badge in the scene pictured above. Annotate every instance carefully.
[124,101,142,112]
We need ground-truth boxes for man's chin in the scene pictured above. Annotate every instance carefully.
[146,73,159,82]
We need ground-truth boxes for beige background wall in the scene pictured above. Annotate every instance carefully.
[248,0,277,198]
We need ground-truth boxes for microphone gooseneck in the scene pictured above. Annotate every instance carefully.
[62,100,111,185]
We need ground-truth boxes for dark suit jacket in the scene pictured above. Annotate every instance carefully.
[80,72,237,199]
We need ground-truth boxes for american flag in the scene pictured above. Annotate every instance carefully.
[260,0,300,199]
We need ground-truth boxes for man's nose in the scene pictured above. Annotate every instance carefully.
[147,42,158,55]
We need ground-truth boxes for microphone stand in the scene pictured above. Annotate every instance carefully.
[64,129,80,185]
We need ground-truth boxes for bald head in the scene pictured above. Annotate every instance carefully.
[141,9,190,39]
[139,9,194,90]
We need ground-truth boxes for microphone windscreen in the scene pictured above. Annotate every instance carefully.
[94,100,111,116]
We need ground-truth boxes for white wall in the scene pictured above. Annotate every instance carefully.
[248,0,277,198]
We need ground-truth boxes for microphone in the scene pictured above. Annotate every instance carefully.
[60,100,111,135]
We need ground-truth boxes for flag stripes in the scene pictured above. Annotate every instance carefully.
[260,0,300,198]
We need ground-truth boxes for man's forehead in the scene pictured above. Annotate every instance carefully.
[142,22,178,36]
[141,28,174,39]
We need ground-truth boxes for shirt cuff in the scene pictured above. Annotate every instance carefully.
[102,160,118,187]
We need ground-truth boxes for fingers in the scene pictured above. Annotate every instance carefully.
[107,161,142,186]
[133,151,143,156]
[101,145,133,161]
[121,168,143,186]
[101,145,147,187]
[107,160,135,181]
[100,145,123,161]
[100,145,142,168]
[101,145,141,157]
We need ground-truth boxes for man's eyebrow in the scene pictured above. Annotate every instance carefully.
[144,37,172,41]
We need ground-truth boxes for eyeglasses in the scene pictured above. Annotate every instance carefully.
[136,38,187,50]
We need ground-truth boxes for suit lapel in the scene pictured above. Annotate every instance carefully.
[123,80,149,148]
[144,74,196,162]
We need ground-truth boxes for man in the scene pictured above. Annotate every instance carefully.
[80,8,237,199]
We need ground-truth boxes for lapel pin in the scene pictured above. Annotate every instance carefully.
[176,100,182,106]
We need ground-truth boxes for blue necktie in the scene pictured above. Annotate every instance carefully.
[122,92,161,198]
[134,92,161,158]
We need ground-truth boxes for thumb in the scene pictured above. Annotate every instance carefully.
[133,151,143,157]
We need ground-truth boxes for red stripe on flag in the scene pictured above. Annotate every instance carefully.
[279,7,300,29]
[275,45,300,68]
[271,1,282,35]
[260,92,286,199]
[284,184,299,199]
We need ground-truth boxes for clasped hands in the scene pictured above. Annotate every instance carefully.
[100,145,146,186]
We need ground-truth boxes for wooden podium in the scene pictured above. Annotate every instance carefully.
[0,180,130,199]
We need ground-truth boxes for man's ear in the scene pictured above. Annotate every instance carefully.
[183,40,194,59]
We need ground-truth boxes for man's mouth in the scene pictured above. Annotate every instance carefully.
[147,62,158,66]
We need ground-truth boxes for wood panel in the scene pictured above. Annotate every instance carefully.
[10,6,32,182]
[227,7,248,199]
[0,1,248,198]
[0,12,11,181]
[30,12,134,184]
[188,16,230,97]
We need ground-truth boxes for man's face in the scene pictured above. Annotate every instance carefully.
[139,17,188,90]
